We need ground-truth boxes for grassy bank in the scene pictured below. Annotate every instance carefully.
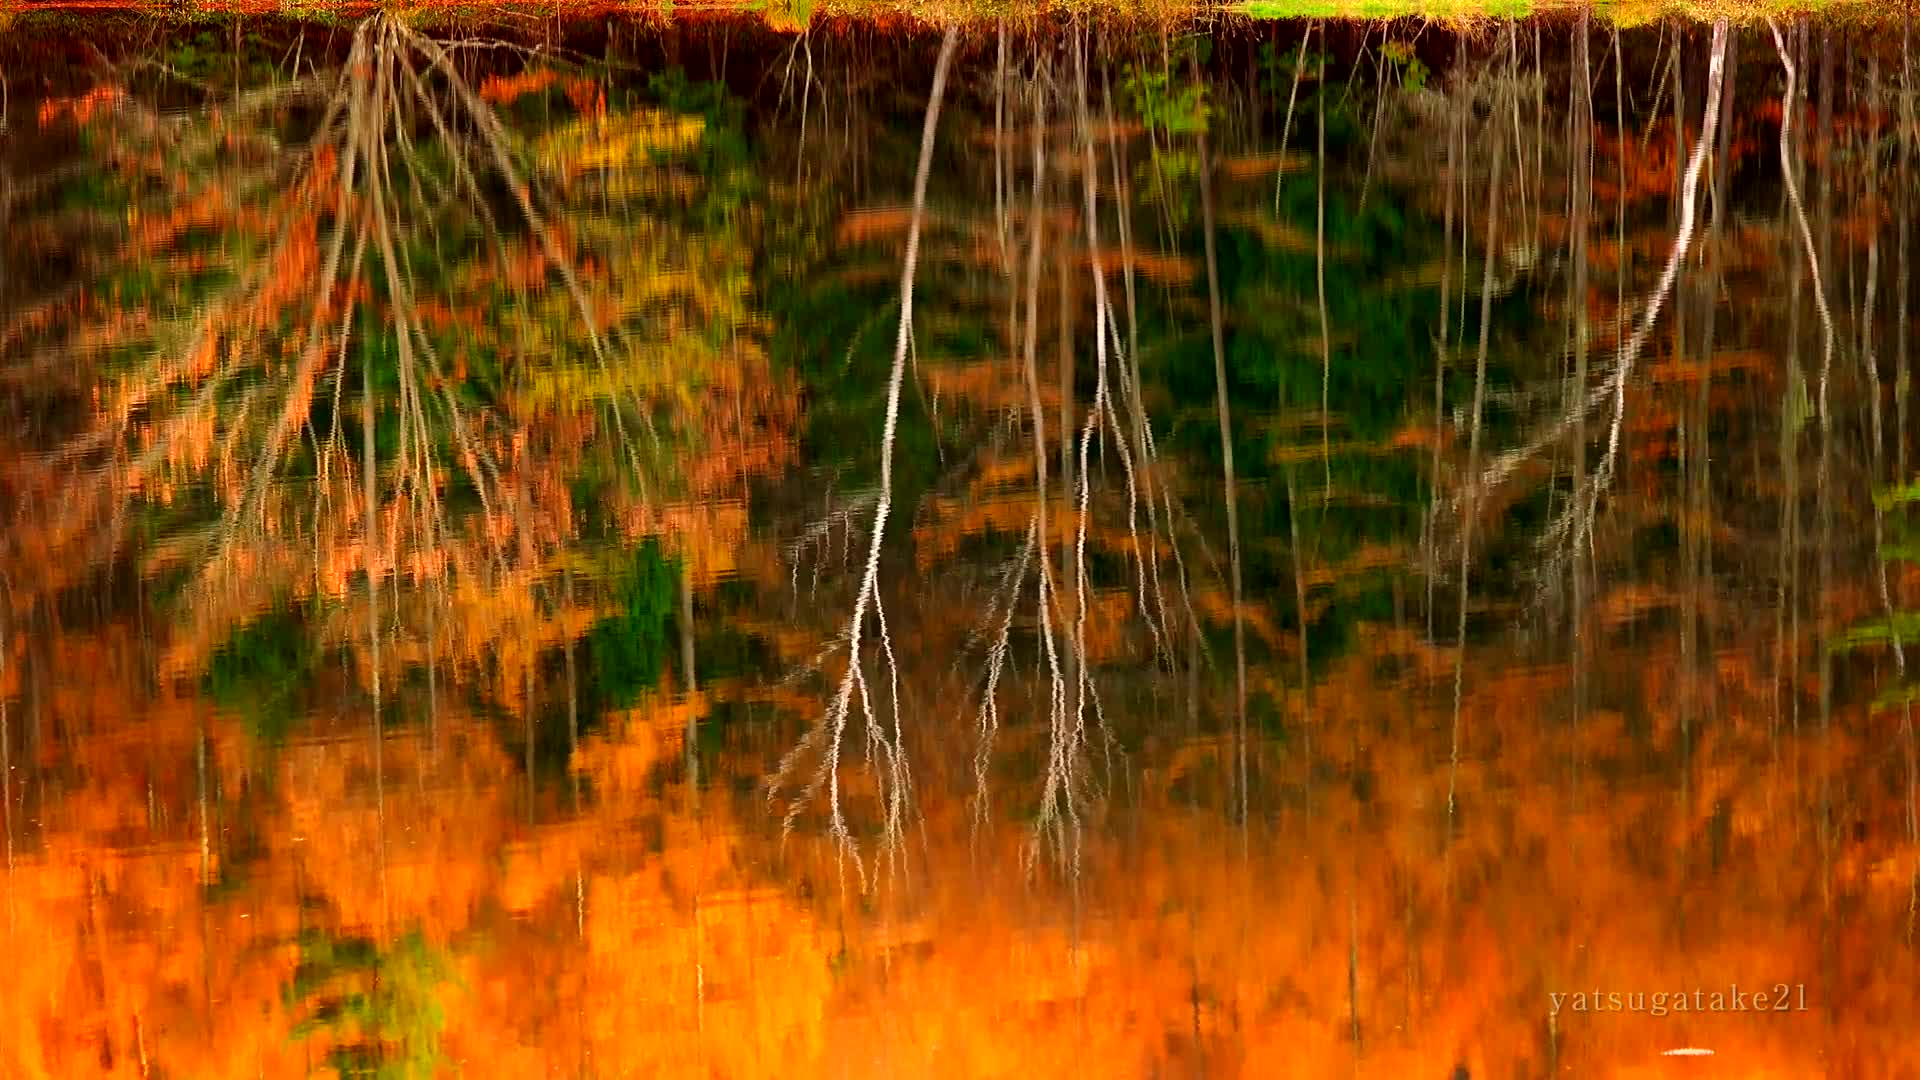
[0,0,1896,31]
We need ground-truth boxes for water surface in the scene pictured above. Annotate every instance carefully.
[0,9,1916,1077]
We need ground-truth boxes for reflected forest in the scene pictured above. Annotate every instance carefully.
[1,4,1918,1077]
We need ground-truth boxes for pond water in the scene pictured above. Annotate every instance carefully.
[0,8,1916,1078]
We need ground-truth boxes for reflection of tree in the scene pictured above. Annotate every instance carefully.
[204,605,317,745]
[764,24,1228,875]
[13,13,785,699]
[285,927,458,1080]
[768,27,956,884]
[583,538,678,714]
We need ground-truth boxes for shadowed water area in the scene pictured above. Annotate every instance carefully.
[0,7,1917,1077]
